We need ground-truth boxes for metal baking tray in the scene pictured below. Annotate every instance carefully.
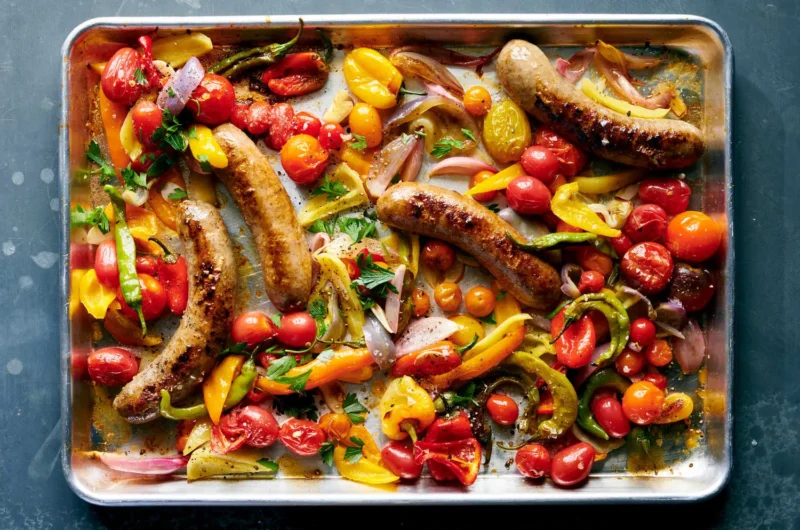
[60,14,733,505]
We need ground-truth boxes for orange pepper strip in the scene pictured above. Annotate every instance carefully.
[256,347,374,396]
[98,90,131,174]
[429,325,526,389]
[464,163,525,196]
[337,365,374,384]
[147,167,185,231]
[203,355,245,424]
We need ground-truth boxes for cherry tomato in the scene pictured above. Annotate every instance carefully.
[433,282,462,312]
[521,146,559,185]
[609,233,633,256]
[280,134,329,185]
[550,442,595,487]
[381,441,423,479]
[630,318,656,347]
[549,173,568,195]
[277,312,317,348]
[94,240,119,288]
[100,48,146,105]
[130,147,165,172]
[621,242,674,294]
[231,311,278,348]
[348,102,382,148]
[615,348,646,377]
[624,204,668,243]
[319,412,351,442]
[556,219,583,233]
[422,240,456,272]
[230,101,251,131]
[278,418,327,456]
[506,176,552,215]
[266,103,296,150]
[638,178,691,215]
[644,372,668,391]
[135,255,158,276]
[341,257,361,280]
[464,286,496,318]
[665,211,722,263]
[486,394,519,426]
[319,122,346,150]
[463,85,492,117]
[411,288,431,317]
[577,270,604,294]
[574,247,614,277]
[294,111,322,137]
[644,339,673,367]
[117,273,168,321]
[534,127,587,177]
[516,444,551,479]
[622,381,665,425]
[591,392,630,438]
[551,309,596,369]
[131,100,162,147]
[219,405,280,448]
[669,262,715,312]
[468,170,498,202]
[87,347,139,386]
[185,73,235,125]
[246,101,273,135]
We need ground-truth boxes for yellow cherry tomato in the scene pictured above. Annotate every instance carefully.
[464,286,496,318]
[482,100,532,164]
[348,103,383,148]
[463,85,492,116]
[411,288,431,317]
[449,314,486,347]
[434,282,462,312]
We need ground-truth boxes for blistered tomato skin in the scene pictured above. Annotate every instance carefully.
[411,289,431,317]
[186,74,236,125]
[621,242,674,295]
[434,282,462,312]
[230,102,251,131]
[615,348,646,377]
[278,418,327,456]
[231,311,278,348]
[131,100,163,147]
[464,286,496,318]
[534,127,588,177]
[463,85,492,116]
[550,443,596,487]
[280,134,330,185]
[516,444,551,479]
[101,48,146,105]
[319,122,345,150]
[421,240,456,271]
[624,204,668,243]
[577,270,604,294]
[622,381,665,425]
[246,101,273,136]
[629,318,656,347]
[294,111,322,137]
[486,394,519,426]
[87,347,139,387]
[638,178,691,215]
[644,339,673,367]
[266,103,296,150]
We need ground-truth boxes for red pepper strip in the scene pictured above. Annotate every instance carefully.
[157,255,188,315]
[551,309,596,369]
[210,424,247,454]
[414,438,482,486]
[137,35,162,87]
[537,388,554,415]
[261,52,329,97]
[391,341,462,377]
[422,411,473,482]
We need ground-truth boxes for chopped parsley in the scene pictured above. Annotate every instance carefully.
[121,165,147,190]
[146,152,175,178]
[308,217,336,237]
[496,290,507,301]
[70,205,110,234]
[337,217,376,245]
[152,109,189,152]
[454,334,479,354]
[430,137,464,159]
[349,134,368,151]
[167,86,176,98]
[85,140,117,184]
[446,381,479,409]
[256,458,279,472]
[343,393,368,424]
[461,128,476,142]
[344,437,365,463]
[167,187,188,201]
[308,298,327,321]
[270,313,282,328]
[133,68,148,86]
[319,441,335,466]
[485,203,501,213]
[351,253,398,299]
[219,341,249,357]
[273,392,318,421]
[196,154,213,173]
[267,355,311,392]
[310,174,349,202]
[187,126,197,139]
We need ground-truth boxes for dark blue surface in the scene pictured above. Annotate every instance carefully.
[1,0,798,528]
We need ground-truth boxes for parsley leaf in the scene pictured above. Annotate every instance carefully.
[257,458,279,472]
[133,68,148,86]
[273,393,318,421]
[274,370,312,392]
[337,217,376,245]
[430,137,464,159]
[146,153,175,178]
[353,254,398,296]
[343,393,368,424]
[444,381,479,409]
[308,299,327,321]
[485,203,501,213]
[219,341,249,357]
[152,109,189,152]
[267,355,296,379]
[350,134,368,151]
[461,128,476,142]
[478,312,496,325]
[85,140,117,184]
[70,205,110,234]
[310,174,349,202]
[121,166,147,190]
[454,334,479,354]
[308,217,336,237]
[344,437,365,463]
[187,126,197,139]
[319,441,335,466]
[167,187,188,201]
[355,289,375,310]
[496,290,507,301]
[167,86,176,98]
[270,314,282,328]
[196,154,213,173]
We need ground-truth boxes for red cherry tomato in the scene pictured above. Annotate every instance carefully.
[644,339,673,367]
[246,101,273,135]
[623,204,668,243]
[638,178,691,215]
[266,103,296,150]
[100,48,146,105]
[318,122,345,150]
[549,173,568,195]
[131,100,163,147]
[665,211,723,263]
[294,111,322,137]
[591,392,630,438]
[278,418,327,456]
[185,73,235,125]
[135,255,158,276]
[506,176,552,215]
[574,247,614,277]
[621,242,674,294]
[277,312,317,348]
[87,347,139,386]
[644,372,668,391]
[551,309,596,369]
[516,443,551,479]
[71,243,95,270]
[421,240,456,272]
[231,311,278,348]
[622,381,665,425]
[577,270,604,294]
[341,257,361,280]
[219,405,280,448]
[486,394,519,426]
[381,441,423,479]
[615,348,646,377]
[534,127,588,177]
[230,101,251,131]
[550,442,596,487]
[630,318,656,347]
[609,233,633,256]
[94,240,119,288]
[520,145,559,185]
[117,273,168,321]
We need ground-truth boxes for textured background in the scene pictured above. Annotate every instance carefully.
[1,0,798,528]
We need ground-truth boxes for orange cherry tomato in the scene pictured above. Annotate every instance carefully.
[411,288,431,317]
[622,381,665,425]
[319,412,352,442]
[574,247,614,277]
[463,86,492,116]
[434,282,462,312]
[464,286,496,318]
[469,170,498,202]
[486,394,519,426]
[116,273,167,321]
[665,211,722,263]
[421,240,456,272]
[615,348,646,377]
[280,134,330,185]
[644,339,673,367]
[348,103,382,148]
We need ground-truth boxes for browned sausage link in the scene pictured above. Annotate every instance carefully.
[113,201,236,423]
[212,123,313,311]
[496,40,705,169]
[376,183,561,309]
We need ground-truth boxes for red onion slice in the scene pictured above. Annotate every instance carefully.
[424,82,462,104]
[98,453,188,475]
[390,52,465,98]
[656,300,688,330]
[594,52,672,110]
[384,95,478,135]
[395,317,461,357]
[429,157,498,177]
[400,136,424,182]
[364,313,396,370]
[309,232,331,253]
[561,264,582,299]
[674,319,705,374]
[555,49,595,83]
[384,265,407,333]
[571,343,610,387]
[620,286,656,320]
[157,56,204,114]
[655,321,685,340]
[389,45,500,73]
[365,136,420,198]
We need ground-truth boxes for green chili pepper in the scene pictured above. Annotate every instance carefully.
[504,351,578,439]
[317,28,333,64]
[553,292,630,365]
[507,231,598,252]
[104,185,146,334]
[208,19,303,77]
[159,390,208,421]
[223,357,257,409]
[576,369,630,440]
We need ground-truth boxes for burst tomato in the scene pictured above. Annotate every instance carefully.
[624,204,669,243]
[621,242,674,294]
[246,101,273,135]
[280,134,329,185]
[534,127,588,177]
[231,311,278,348]
[638,177,691,215]
[551,309,596,369]
[421,240,456,272]
[294,111,322,137]
[278,418,327,456]
[117,273,167,321]
[516,443,551,479]
[87,347,139,386]
[665,211,722,263]
[101,48,147,105]
[185,73,235,125]
[266,103,296,150]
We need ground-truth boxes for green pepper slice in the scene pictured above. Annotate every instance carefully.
[577,369,631,440]
[507,231,598,252]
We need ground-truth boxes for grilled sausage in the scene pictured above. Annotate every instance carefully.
[377,183,561,309]
[496,40,705,169]
[113,201,236,423]
[212,123,313,311]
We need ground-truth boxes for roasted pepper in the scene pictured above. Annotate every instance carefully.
[581,78,671,119]
[550,182,622,238]
[98,91,131,173]
[188,125,228,169]
[160,389,208,421]
[125,204,160,254]
[577,369,631,440]
[70,269,88,318]
[343,48,403,109]
[149,238,189,316]
[464,162,525,196]
[379,376,436,441]
[255,347,374,395]
[146,168,185,231]
[151,32,213,68]
[555,292,630,365]
[203,355,245,423]
[120,107,144,162]
[314,254,365,339]
[297,163,369,227]
[208,20,303,78]
[463,313,530,362]
[572,169,646,194]
[391,341,462,377]
[333,445,399,485]
[79,269,116,319]
[508,231,598,252]
[337,365,374,383]
[414,411,481,486]
[260,30,332,96]
[340,146,379,176]
[103,302,163,346]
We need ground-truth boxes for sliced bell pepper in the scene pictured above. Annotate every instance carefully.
[550,182,622,238]
[414,438,482,486]
[343,48,403,109]
[103,302,163,346]
[463,313,530,361]
[120,107,144,162]
[572,169,646,195]
[125,204,160,253]
[79,269,117,319]
[419,411,474,482]
[464,162,525,196]
[255,347,374,395]
[334,444,399,485]
[345,424,382,464]
[581,78,671,119]
[188,125,228,169]
[149,238,189,316]
[379,376,436,441]
[261,50,329,97]
[203,355,245,424]
[340,146,379,176]
[315,253,365,339]
[70,269,88,318]
[147,167,185,231]
[297,163,368,227]
[98,90,131,173]
[337,365,374,384]
[151,33,213,68]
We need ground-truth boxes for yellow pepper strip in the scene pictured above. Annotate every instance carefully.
[70,269,88,318]
[98,90,131,173]
[298,163,368,227]
[343,48,403,109]
[104,302,163,346]
[152,33,213,68]
[79,269,117,319]
[187,444,275,481]
[338,365,374,384]
[464,163,525,196]
[147,168,185,231]
[581,78,671,119]
[120,107,144,162]
[379,376,436,441]
[492,282,522,325]
[315,254,365,339]
[449,314,486,347]
[256,347,374,396]
[188,125,228,169]
[463,314,531,361]
[346,425,382,464]
[89,62,106,75]
[381,231,420,278]
[126,204,162,253]
[203,355,245,424]
[334,445,399,485]
[572,169,646,195]
[430,324,526,389]
[551,182,622,238]
[183,419,213,456]
[654,392,694,424]
[340,146,379,177]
